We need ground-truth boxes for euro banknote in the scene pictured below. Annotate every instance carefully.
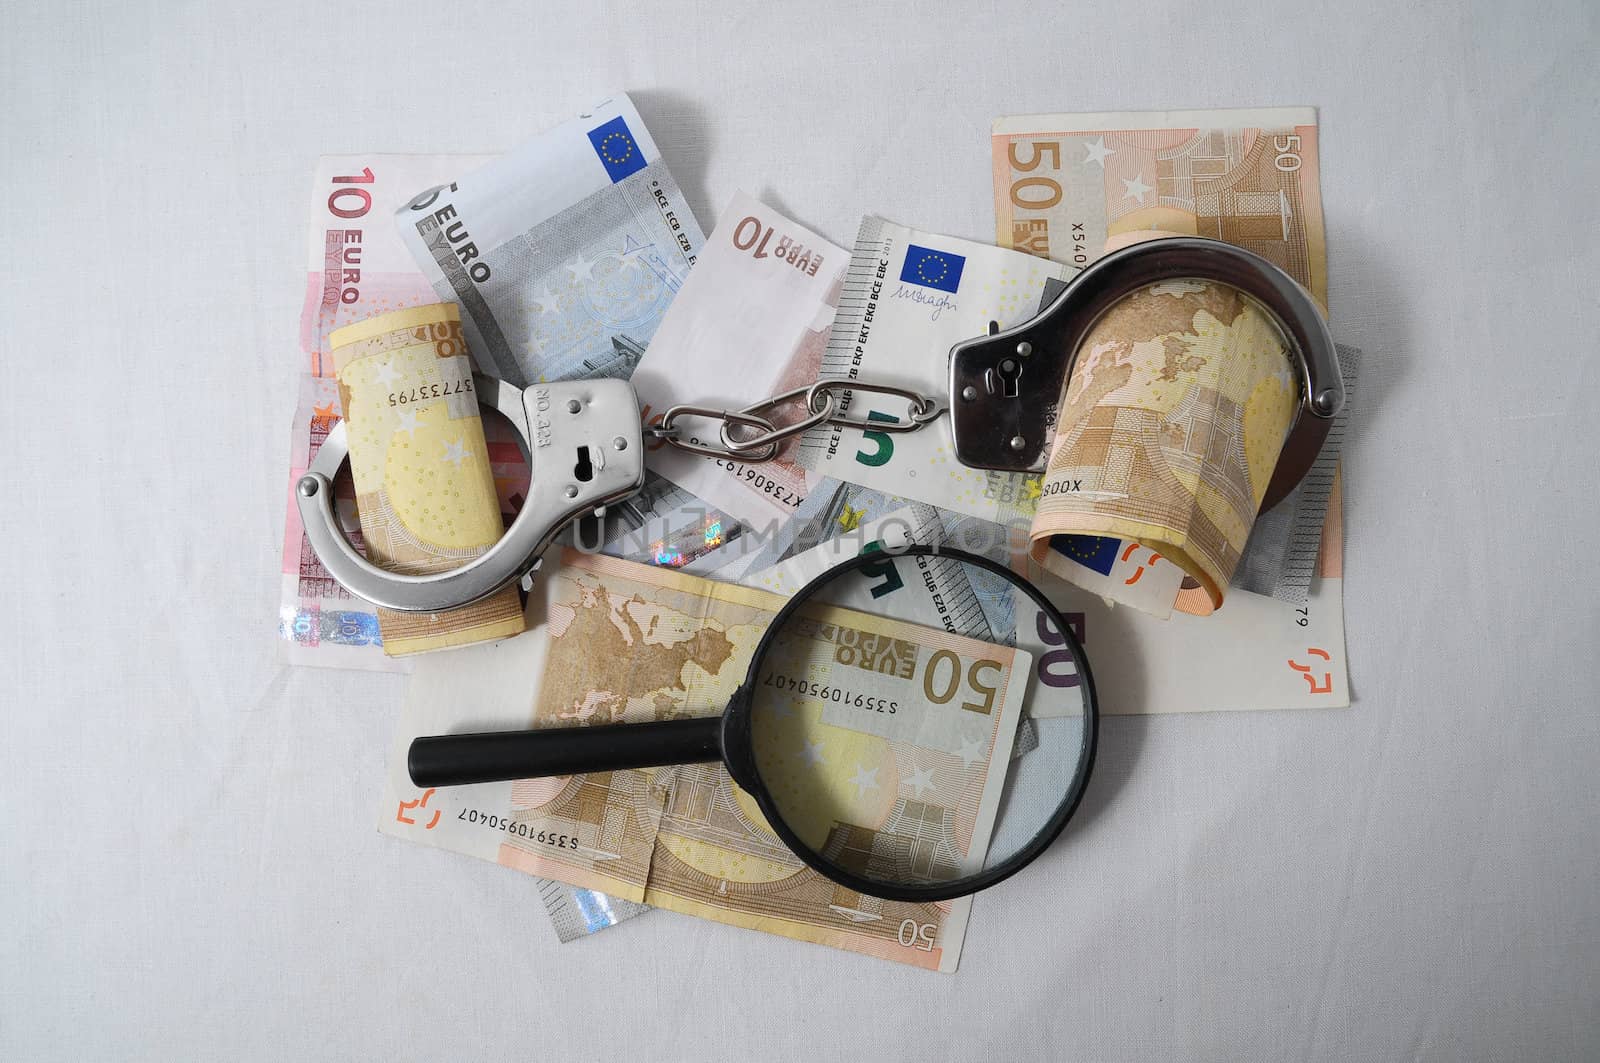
[794,217,1072,526]
[1022,276,1358,609]
[382,550,1033,971]
[562,468,751,577]
[328,304,524,654]
[738,474,1347,714]
[1232,345,1359,603]
[631,191,845,526]
[397,94,705,386]
[992,108,1331,615]
[991,107,1327,306]
[281,154,493,670]
[1031,277,1299,613]
[992,106,1346,698]
[745,502,1080,731]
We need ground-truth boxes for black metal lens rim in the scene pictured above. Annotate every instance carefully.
[720,545,1099,903]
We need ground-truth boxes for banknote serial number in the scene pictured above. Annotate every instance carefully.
[703,451,802,509]
[457,809,578,850]
[762,672,898,713]
[388,378,474,406]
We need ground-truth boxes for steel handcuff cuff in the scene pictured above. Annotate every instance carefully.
[296,237,1344,613]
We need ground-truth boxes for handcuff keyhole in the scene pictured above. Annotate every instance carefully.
[994,357,1023,398]
[574,445,595,483]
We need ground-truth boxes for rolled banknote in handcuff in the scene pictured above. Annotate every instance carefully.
[949,235,1344,616]
[328,303,525,654]
[1039,271,1298,610]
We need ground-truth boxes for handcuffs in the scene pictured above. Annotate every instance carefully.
[297,237,1343,613]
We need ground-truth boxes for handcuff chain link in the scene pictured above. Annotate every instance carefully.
[650,376,945,463]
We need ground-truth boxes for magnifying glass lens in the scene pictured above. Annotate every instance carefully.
[746,551,1091,896]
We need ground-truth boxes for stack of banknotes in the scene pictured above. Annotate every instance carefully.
[278,95,1356,970]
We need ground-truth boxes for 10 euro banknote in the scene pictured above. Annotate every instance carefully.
[632,191,846,528]
[281,154,493,671]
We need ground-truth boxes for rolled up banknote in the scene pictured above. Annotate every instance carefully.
[330,303,524,655]
[397,93,704,386]
[1024,274,1358,611]
[1032,278,1299,610]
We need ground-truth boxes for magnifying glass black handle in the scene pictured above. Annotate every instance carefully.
[408,717,724,788]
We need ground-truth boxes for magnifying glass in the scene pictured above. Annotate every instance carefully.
[408,546,1097,902]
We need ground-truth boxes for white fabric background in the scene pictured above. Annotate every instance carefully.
[3,1,1597,1058]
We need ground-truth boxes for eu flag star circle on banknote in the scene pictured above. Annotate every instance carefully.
[1051,534,1121,576]
[900,243,966,293]
[586,116,647,182]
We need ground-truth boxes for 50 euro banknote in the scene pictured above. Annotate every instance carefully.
[736,475,1347,716]
[381,550,1032,971]
[992,108,1333,616]
[992,104,1350,704]
[992,107,1326,305]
